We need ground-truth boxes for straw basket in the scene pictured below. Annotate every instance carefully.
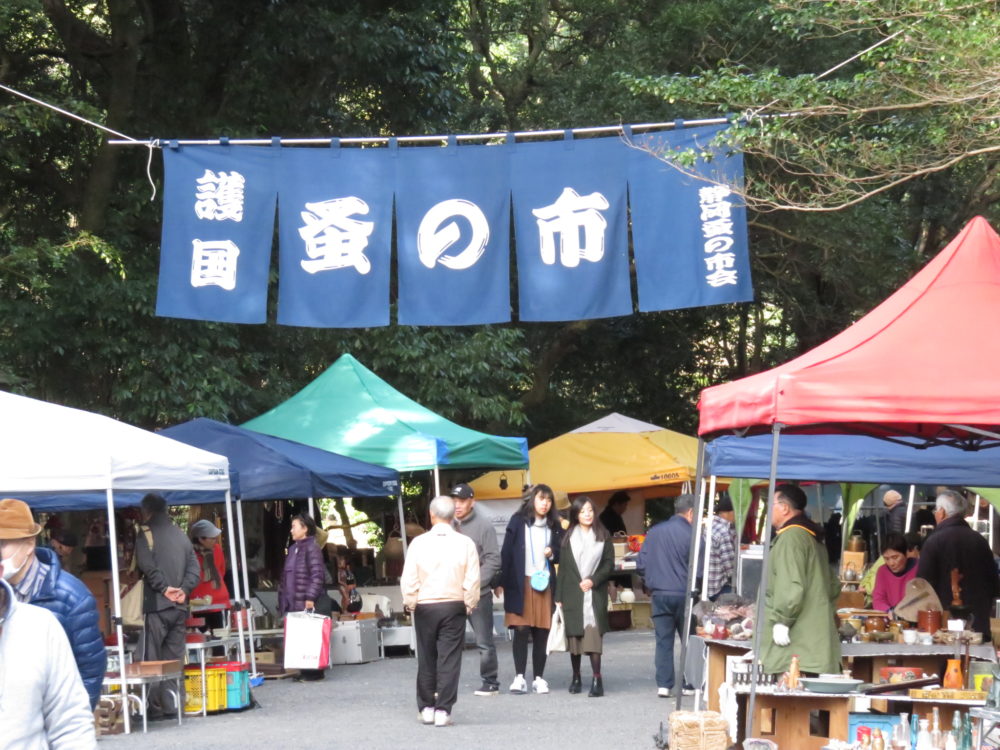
[667,710,730,750]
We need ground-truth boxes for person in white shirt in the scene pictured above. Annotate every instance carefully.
[0,557,97,750]
[401,495,480,728]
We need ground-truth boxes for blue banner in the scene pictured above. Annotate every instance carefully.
[510,135,632,322]
[395,141,511,326]
[629,124,753,311]
[276,143,393,327]
[156,145,277,323]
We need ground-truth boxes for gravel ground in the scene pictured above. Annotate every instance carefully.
[101,628,696,749]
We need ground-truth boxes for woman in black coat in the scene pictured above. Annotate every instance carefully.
[555,496,614,696]
[499,484,563,694]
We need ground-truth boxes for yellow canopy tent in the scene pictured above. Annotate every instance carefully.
[469,413,700,503]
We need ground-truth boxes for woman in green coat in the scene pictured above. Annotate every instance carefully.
[555,496,615,697]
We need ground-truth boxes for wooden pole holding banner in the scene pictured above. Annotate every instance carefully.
[746,423,783,737]
[105,484,131,734]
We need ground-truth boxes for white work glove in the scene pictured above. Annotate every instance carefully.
[772,623,791,647]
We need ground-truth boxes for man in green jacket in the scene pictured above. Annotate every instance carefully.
[761,484,841,676]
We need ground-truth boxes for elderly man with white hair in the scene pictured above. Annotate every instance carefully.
[401,495,480,728]
[882,488,907,534]
[917,489,1000,637]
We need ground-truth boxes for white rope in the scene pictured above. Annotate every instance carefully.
[744,26,909,122]
[0,81,139,142]
[145,142,157,201]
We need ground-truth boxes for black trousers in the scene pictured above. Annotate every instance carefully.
[414,601,467,714]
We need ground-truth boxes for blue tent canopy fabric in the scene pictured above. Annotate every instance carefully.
[159,418,400,500]
[705,433,1000,487]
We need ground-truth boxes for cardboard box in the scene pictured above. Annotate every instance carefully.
[126,660,181,676]
[255,651,276,665]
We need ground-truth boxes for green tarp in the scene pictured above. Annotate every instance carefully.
[243,354,529,472]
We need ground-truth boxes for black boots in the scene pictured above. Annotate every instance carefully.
[588,676,604,697]
[569,674,582,694]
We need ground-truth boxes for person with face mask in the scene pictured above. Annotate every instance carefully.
[0,498,105,709]
[0,546,98,749]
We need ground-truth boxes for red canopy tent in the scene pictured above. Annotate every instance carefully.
[681,217,1000,721]
[698,216,1000,447]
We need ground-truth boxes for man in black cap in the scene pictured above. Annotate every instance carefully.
[451,482,501,696]
[706,496,738,600]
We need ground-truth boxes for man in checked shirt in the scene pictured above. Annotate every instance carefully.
[706,496,738,600]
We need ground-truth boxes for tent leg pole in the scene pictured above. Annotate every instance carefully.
[701,475,718,602]
[433,465,441,496]
[675,437,707,711]
[905,485,916,533]
[105,487,131,735]
[307,497,315,519]
[397,493,408,555]
[235,499,257,675]
[222,490,246,663]
[746,423,783,737]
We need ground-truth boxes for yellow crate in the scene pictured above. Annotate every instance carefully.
[184,666,227,713]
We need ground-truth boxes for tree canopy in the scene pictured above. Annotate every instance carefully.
[2,0,999,453]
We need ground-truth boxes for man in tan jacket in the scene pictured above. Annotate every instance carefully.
[401,495,480,728]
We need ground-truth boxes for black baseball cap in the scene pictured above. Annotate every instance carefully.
[449,483,474,499]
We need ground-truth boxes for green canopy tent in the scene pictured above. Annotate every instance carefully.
[244,354,529,549]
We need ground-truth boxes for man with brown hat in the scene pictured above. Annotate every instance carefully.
[0,497,105,708]
[0,546,97,748]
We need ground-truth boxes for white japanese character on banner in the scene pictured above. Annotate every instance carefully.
[706,268,739,287]
[704,236,735,254]
[701,218,734,239]
[194,169,246,222]
[698,185,732,204]
[418,199,490,270]
[532,187,609,267]
[700,201,732,221]
[190,239,240,290]
[298,197,374,275]
[704,253,736,272]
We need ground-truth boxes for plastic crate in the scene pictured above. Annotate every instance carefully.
[848,712,901,744]
[184,665,227,714]
[222,661,250,709]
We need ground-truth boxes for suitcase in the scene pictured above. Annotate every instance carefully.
[330,618,379,664]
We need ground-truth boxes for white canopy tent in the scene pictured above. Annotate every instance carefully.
[0,391,232,733]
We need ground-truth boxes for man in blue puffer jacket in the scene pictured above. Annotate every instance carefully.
[0,498,106,708]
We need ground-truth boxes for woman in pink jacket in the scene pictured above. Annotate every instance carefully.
[871,532,918,613]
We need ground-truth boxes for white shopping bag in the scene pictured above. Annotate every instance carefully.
[546,605,567,654]
[283,611,332,670]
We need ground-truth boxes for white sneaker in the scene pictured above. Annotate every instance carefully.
[509,674,528,694]
[532,676,550,694]
[434,710,452,727]
[682,687,695,696]
[657,687,670,698]
[420,707,435,724]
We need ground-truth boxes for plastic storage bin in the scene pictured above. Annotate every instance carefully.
[184,665,227,714]
[223,662,250,709]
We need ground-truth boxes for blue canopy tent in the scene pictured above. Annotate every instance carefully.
[159,418,400,500]
[704,433,1000,553]
[705,433,1000,486]
[159,418,402,673]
